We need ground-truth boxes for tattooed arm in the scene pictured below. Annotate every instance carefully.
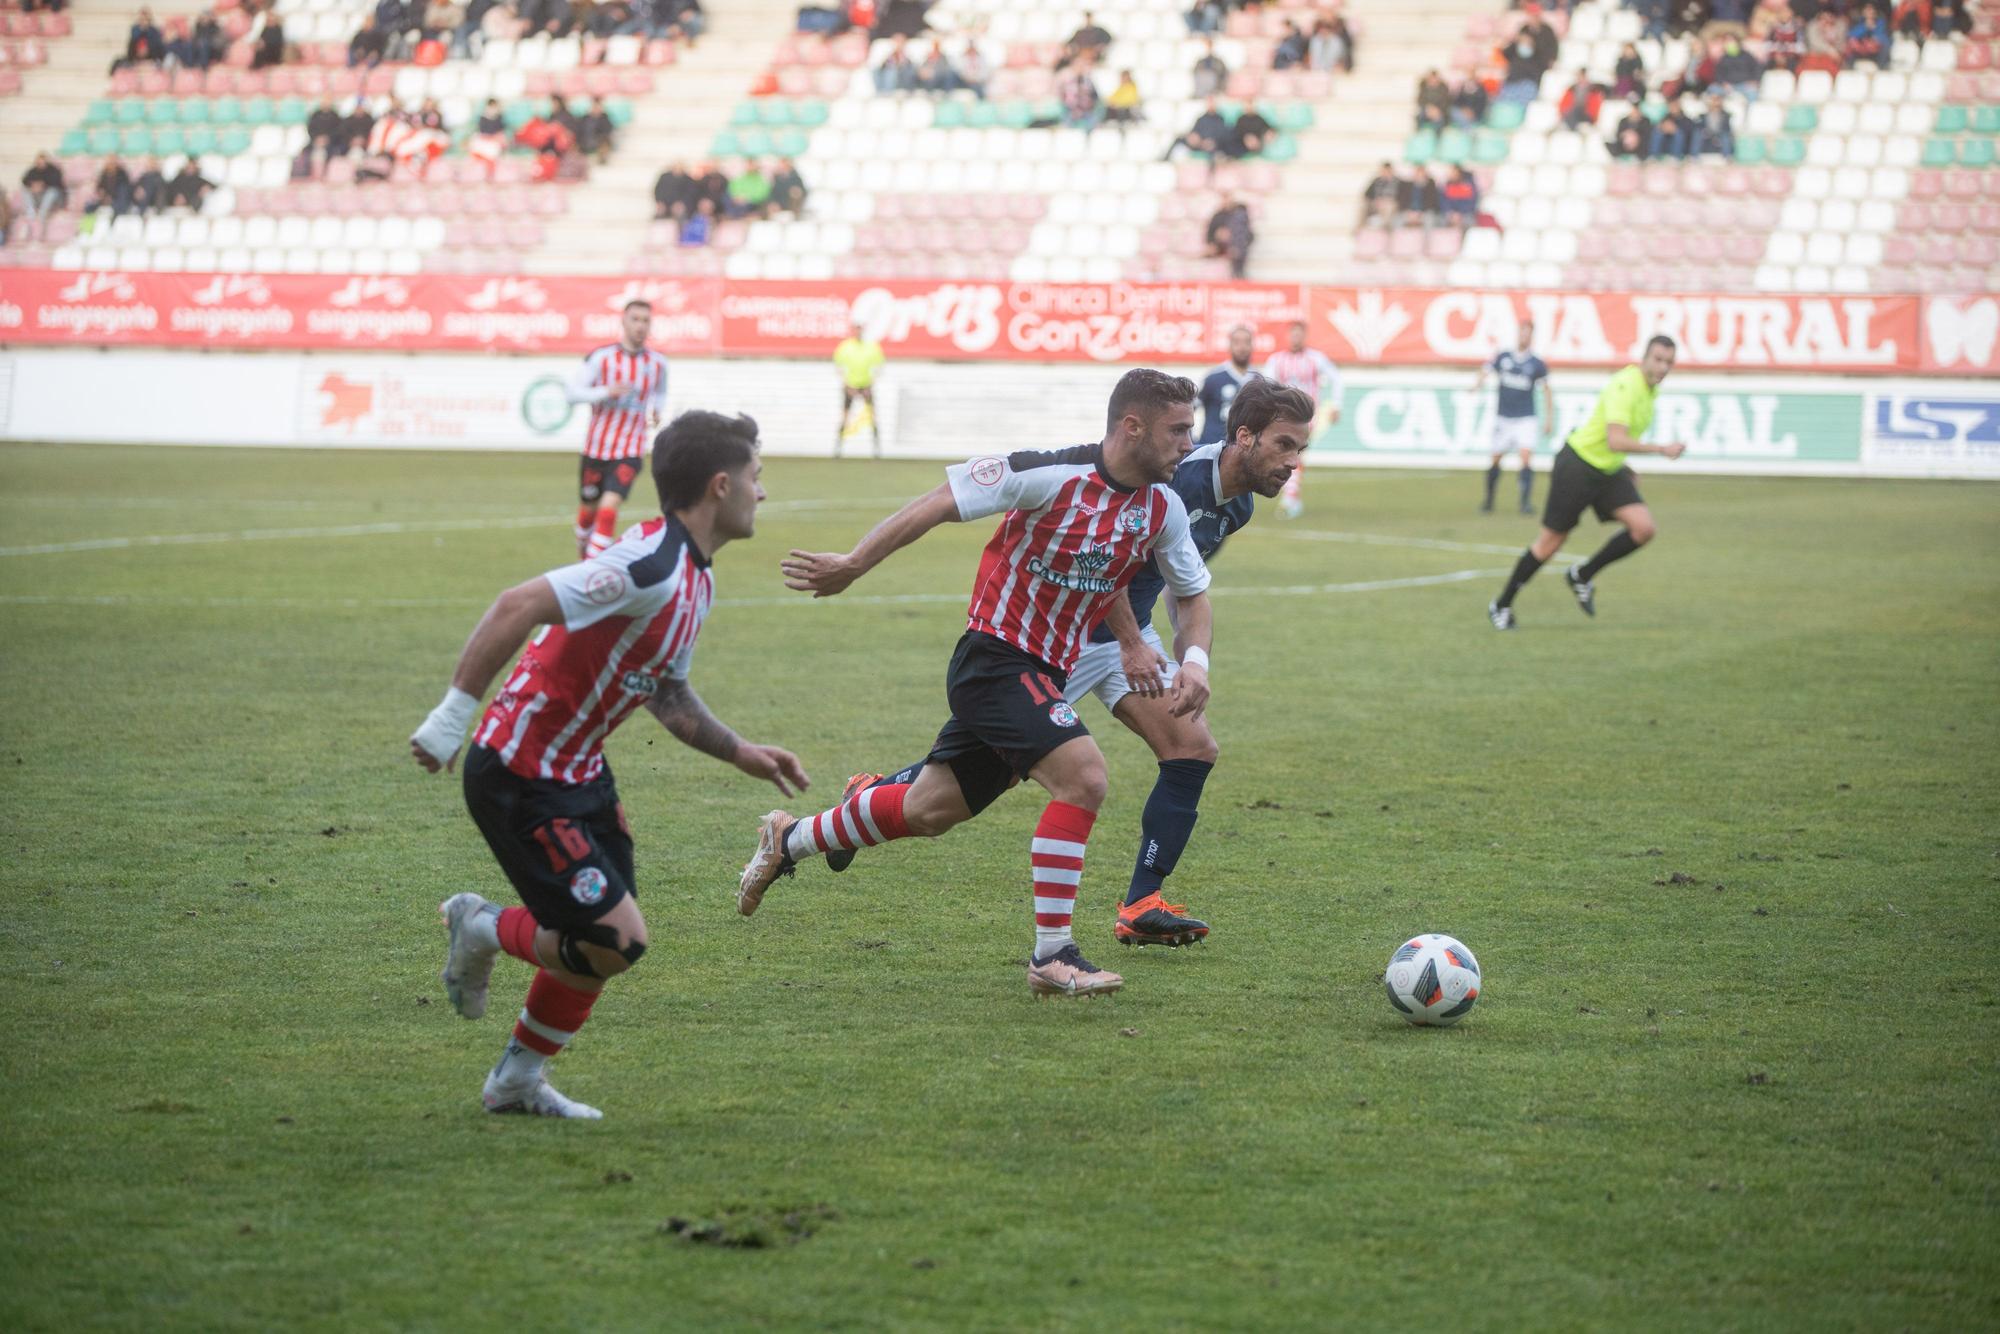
[646,677,809,796]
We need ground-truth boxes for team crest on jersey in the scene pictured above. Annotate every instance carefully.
[619,670,657,697]
[1120,508,1147,534]
[1048,702,1079,728]
[969,456,1006,487]
[569,867,608,906]
[584,567,627,605]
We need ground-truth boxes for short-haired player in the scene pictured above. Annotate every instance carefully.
[1474,320,1553,516]
[409,411,808,1118]
[566,299,668,559]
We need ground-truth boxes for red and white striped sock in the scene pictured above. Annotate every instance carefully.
[585,506,622,557]
[496,905,541,964]
[783,782,912,861]
[1031,801,1096,960]
[493,968,598,1086]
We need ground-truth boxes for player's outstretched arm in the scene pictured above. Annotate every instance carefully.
[1166,591,1214,720]
[780,482,960,598]
[1101,592,1168,698]
[1607,423,1685,459]
[645,677,808,796]
[408,575,561,773]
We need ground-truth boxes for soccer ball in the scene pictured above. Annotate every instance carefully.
[1384,933,1482,1027]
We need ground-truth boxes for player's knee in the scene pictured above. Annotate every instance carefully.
[556,921,647,978]
[1628,517,1657,545]
[1054,756,1109,810]
[903,798,962,838]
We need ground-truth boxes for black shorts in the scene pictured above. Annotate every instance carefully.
[925,632,1091,816]
[1542,444,1643,534]
[579,455,642,505]
[462,744,636,933]
[842,384,873,406]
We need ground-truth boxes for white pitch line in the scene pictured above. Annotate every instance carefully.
[1264,526,1578,563]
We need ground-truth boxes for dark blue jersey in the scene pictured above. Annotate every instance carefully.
[1196,363,1255,444]
[1488,349,1549,419]
[1088,442,1251,643]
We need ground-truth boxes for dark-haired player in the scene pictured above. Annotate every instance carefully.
[1489,335,1687,630]
[409,411,808,1118]
[566,299,669,558]
[1473,320,1553,515]
[1195,324,1258,444]
[743,370,1216,1000]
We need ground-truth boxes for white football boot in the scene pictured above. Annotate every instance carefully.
[438,892,501,1020]
[482,1067,604,1120]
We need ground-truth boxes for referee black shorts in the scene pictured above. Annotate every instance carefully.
[1542,444,1643,535]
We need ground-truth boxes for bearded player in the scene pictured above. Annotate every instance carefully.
[822,378,1313,950]
[409,411,808,1118]
[566,299,669,558]
[740,370,1216,999]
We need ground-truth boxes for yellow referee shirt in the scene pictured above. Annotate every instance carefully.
[834,337,885,390]
[1568,366,1657,474]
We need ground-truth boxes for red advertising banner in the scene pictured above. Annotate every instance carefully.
[0,269,1979,375]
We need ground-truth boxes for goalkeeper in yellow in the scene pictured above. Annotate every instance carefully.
[1488,334,1687,630]
[833,319,886,458]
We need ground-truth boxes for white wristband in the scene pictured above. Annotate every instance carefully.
[412,686,480,763]
[1182,645,1210,671]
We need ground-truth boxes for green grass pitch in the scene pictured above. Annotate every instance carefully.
[2,442,1996,1330]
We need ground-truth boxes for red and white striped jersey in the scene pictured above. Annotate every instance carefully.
[947,445,1210,674]
[474,515,713,784]
[564,343,670,461]
[1263,347,1343,410]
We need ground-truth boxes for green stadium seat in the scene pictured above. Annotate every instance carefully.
[998,99,1033,129]
[1783,104,1818,133]
[932,99,966,129]
[86,127,120,154]
[151,128,185,157]
[1405,128,1437,164]
[178,97,210,124]
[1031,98,1062,123]
[217,127,251,155]
[1770,136,1807,166]
[729,101,758,127]
[58,128,89,156]
[735,128,772,156]
[119,127,153,155]
[1735,135,1767,165]
[774,129,810,157]
[147,98,179,125]
[566,95,592,117]
[1260,133,1298,163]
[756,99,791,126]
[709,129,739,157]
[793,100,829,128]
[1922,137,1957,167]
[82,98,115,127]
[275,97,308,126]
[1641,96,1667,122]
[1471,131,1509,164]
[1485,102,1525,131]
[964,99,997,128]
[209,96,242,125]
[605,98,633,127]
[1436,127,1471,164]
[241,96,274,126]
[114,99,145,125]
[182,126,216,156]
[1962,137,1996,168]
[1935,104,1970,134]
[1270,101,1313,132]
[503,99,535,129]
[1973,105,2000,135]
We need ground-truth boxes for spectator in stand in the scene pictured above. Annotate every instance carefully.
[1191,38,1227,97]
[1440,164,1480,229]
[692,160,727,214]
[1204,195,1253,278]
[423,0,465,42]
[131,157,167,214]
[113,7,165,74]
[577,95,615,162]
[249,4,284,67]
[1848,4,1891,67]
[1763,11,1805,70]
[916,41,957,93]
[0,190,14,249]
[1668,0,1707,38]
[1558,69,1602,131]
[874,34,918,93]
[21,153,67,241]
[1452,75,1490,127]
[1520,10,1559,72]
[1904,1,1973,39]
[1652,100,1695,159]
[679,196,714,246]
[659,0,705,44]
[466,98,507,174]
[415,97,446,132]
[1104,69,1143,127]
[1415,69,1452,129]
[1164,97,1229,162]
[1803,10,1847,70]
[1058,57,1102,129]
[769,157,807,215]
[1499,30,1548,104]
[349,14,389,67]
[844,0,877,36]
[161,17,196,70]
[956,41,990,98]
[1636,0,1670,39]
[1358,160,1401,228]
[587,0,631,38]
[191,9,223,66]
[518,0,574,39]
[1702,0,1752,40]
[1311,15,1354,73]
[1609,102,1652,158]
[1185,0,1223,37]
[1613,42,1647,98]
[1273,20,1308,70]
[726,158,771,218]
[1225,103,1273,158]
[307,96,342,149]
[167,159,213,210]
[340,99,375,157]
[1692,92,1736,157]
[1713,38,1762,98]
[1748,0,1790,40]
[87,155,135,220]
[1057,10,1111,70]
[1401,166,1442,229]
[653,160,694,218]
[515,98,578,174]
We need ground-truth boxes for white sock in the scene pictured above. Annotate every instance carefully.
[1033,928,1073,962]
[490,1038,546,1089]
[783,821,823,862]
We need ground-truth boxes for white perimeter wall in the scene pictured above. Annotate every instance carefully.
[2,348,1997,479]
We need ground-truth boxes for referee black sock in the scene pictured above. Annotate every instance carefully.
[1577,530,1640,582]
[1483,463,1501,507]
[1495,549,1544,609]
